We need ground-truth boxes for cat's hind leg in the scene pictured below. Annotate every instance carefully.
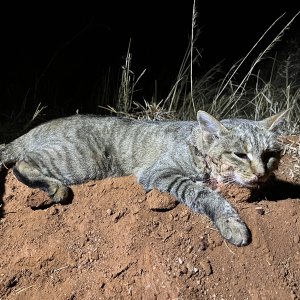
[13,160,70,203]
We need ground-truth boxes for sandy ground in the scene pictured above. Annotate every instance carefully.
[1,136,300,300]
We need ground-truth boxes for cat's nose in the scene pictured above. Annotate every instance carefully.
[254,172,266,182]
[255,172,264,178]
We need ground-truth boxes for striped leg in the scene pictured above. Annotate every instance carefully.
[138,164,251,247]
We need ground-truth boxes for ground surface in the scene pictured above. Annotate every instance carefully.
[1,137,300,300]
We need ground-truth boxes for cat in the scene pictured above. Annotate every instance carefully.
[0,110,286,246]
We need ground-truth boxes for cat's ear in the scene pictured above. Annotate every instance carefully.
[197,110,228,136]
[259,110,288,132]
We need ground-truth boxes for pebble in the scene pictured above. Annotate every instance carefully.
[179,266,188,275]
[187,245,193,253]
[199,260,212,276]
[293,234,300,244]
[146,189,177,211]
[48,207,59,215]
[106,208,113,215]
[255,207,265,215]
[199,236,209,251]
[186,262,198,275]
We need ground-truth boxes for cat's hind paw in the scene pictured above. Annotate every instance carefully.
[215,216,251,246]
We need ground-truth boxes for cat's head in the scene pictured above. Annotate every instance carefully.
[194,110,287,188]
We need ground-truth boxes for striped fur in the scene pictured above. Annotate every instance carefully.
[0,110,286,246]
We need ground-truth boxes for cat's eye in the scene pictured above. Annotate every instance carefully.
[234,152,248,159]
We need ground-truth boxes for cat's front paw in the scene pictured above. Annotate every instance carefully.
[215,216,251,246]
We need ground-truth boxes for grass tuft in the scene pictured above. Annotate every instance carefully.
[2,7,300,142]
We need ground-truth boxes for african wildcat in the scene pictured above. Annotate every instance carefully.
[0,110,286,246]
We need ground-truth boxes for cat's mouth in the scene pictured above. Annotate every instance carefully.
[223,174,269,189]
[240,181,261,189]
[234,176,269,189]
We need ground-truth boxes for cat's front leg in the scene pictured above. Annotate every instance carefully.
[138,168,251,246]
[213,215,251,246]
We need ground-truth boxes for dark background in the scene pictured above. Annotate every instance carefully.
[0,2,299,120]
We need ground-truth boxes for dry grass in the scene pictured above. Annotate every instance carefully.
[279,135,300,181]
[173,10,300,133]
[207,11,300,126]
[104,8,300,135]
[2,7,300,141]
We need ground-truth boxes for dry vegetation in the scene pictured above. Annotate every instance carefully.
[1,8,300,140]
[2,7,300,300]
[108,10,300,135]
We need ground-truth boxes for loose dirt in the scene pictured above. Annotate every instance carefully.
[1,136,300,300]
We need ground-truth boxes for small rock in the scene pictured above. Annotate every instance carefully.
[131,204,140,215]
[106,208,113,215]
[179,210,191,221]
[137,196,146,203]
[199,235,209,251]
[291,210,297,216]
[100,280,106,289]
[255,207,265,215]
[184,225,193,232]
[199,260,212,276]
[113,208,127,222]
[146,189,178,211]
[293,234,300,244]
[179,266,188,275]
[186,262,198,275]
[48,207,59,215]
[187,245,193,253]
[90,250,100,261]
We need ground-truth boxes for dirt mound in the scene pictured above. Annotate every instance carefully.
[1,136,300,299]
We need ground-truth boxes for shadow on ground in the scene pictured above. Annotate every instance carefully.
[251,176,300,202]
